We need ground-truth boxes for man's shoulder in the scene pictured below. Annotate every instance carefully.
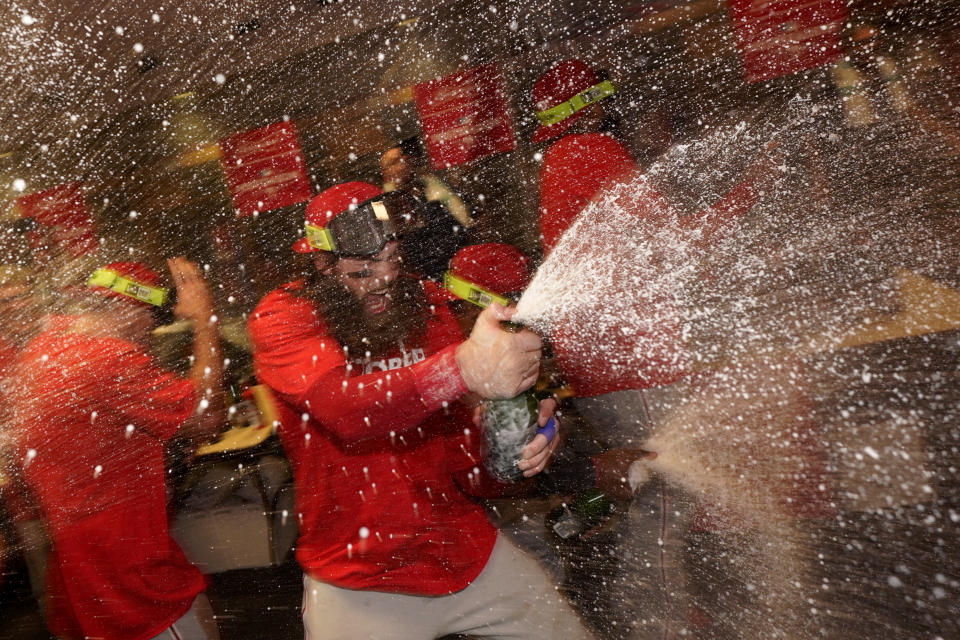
[249,281,331,348]
[420,281,467,342]
[421,173,453,197]
[19,329,147,379]
[544,132,630,163]
[255,280,305,306]
[422,279,448,305]
[29,326,136,355]
[251,281,314,322]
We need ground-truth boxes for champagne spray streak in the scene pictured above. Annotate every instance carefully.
[514,102,960,637]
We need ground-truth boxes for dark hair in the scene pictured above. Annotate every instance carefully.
[150,300,175,327]
[398,136,426,166]
[593,69,624,139]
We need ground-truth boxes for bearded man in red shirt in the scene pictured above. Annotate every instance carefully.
[248,181,593,639]
[10,258,224,640]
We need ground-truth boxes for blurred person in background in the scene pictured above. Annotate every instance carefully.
[381,136,474,229]
[9,258,224,640]
[380,137,473,281]
[248,182,593,639]
[533,58,774,272]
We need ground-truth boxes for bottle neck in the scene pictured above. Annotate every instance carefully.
[499,320,524,333]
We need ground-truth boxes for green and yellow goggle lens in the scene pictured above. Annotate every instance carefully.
[536,80,617,127]
[305,223,337,252]
[87,268,169,307]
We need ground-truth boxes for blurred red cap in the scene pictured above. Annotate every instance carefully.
[449,243,531,297]
[88,261,165,308]
[531,59,600,144]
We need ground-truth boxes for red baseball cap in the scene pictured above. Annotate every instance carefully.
[86,262,168,308]
[293,181,384,254]
[445,243,531,304]
[531,59,601,143]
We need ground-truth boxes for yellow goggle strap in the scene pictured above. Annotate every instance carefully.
[87,268,169,307]
[443,271,510,309]
[305,223,337,252]
[536,80,617,127]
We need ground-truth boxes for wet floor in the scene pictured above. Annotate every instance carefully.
[0,560,305,640]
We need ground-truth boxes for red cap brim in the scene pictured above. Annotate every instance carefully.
[531,108,585,143]
[292,237,318,254]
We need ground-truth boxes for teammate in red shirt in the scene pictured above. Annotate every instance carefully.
[533,58,776,397]
[10,258,224,640]
[249,182,593,639]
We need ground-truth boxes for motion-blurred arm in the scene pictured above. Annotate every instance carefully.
[167,258,225,443]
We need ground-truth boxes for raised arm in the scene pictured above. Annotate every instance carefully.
[167,257,225,443]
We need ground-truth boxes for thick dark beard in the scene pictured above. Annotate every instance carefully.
[299,271,428,359]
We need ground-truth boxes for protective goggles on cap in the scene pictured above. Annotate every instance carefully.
[86,268,169,307]
[536,80,617,127]
[305,195,409,257]
[443,271,512,309]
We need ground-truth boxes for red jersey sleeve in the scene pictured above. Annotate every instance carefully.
[249,286,469,445]
[104,340,196,442]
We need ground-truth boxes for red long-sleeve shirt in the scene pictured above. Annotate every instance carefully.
[12,328,205,640]
[249,280,507,595]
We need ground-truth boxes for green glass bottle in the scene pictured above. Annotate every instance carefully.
[548,488,616,540]
[478,319,553,482]
[480,390,541,483]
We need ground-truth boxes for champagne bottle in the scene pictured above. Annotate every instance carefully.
[479,320,556,482]
[480,389,542,482]
[548,488,616,541]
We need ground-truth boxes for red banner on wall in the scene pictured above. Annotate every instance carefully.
[729,0,848,83]
[219,121,313,217]
[413,64,517,170]
[16,182,98,258]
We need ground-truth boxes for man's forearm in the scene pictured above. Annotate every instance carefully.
[301,344,468,444]
[181,323,225,441]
